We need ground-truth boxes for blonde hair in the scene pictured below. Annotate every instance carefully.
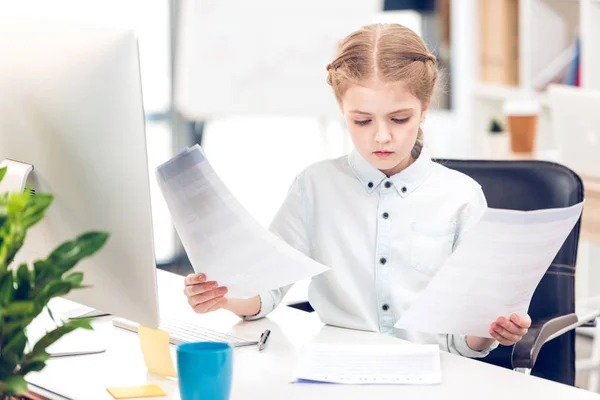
[326,23,438,157]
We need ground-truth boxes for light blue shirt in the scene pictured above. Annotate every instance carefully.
[247,147,498,358]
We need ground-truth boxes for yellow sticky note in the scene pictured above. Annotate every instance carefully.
[107,384,167,399]
[138,325,177,378]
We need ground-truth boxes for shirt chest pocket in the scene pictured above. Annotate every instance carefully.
[409,222,455,276]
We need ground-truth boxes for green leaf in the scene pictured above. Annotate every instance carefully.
[7,191,29,215]
[0,352,19,377]
[19,360,46,375]
[43,280,72,299]
[19,350,51,374]
[21,193,53,229]
[75,232,110,258]
[46,241,78,272]
[0,270,15,307]
[4,300,35,316]
[63,272,84,287]
[30,319,93,357]
[72,318,93,330]
[14,263,32,300]
[3,375,28,395]
[48,231,109,274]
[2,317,34,338]
[16,263,31,284]
[33,259,58,286]
[28,350,50,362]
[1,330,27,358]
[28,350,51,364]
[0,166,7,183]
[0,215,8,232]
[1,225,27,270]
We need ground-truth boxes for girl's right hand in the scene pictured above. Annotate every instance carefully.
[183,273,229,314]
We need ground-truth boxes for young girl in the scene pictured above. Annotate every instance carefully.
[182,23,531,357]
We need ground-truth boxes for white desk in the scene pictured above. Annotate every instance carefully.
[25,271,600,400]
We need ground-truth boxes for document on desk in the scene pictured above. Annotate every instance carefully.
[156,145,329,298]
[293,343,441,385]
[395,202,584,337]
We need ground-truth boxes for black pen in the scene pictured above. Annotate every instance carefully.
[258,329,271,351]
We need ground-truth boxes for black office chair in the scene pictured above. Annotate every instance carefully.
[287,159,596,386]
[383,0,435,12]
[435,159,593,386]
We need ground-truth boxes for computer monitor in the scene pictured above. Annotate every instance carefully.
[548,84,600,180]
[0,20,160,328]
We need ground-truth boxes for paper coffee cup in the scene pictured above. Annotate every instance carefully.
[503,98,540,153]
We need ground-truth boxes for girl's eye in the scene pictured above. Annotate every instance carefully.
[392,118,409,124]
[354,120,371,126]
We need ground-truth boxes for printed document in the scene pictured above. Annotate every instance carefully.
[293,343,441,385]
[395,203,584,337]
[156,145,329,298]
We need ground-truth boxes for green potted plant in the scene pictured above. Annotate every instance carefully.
[0,167,109,399]
[486,117,509,159]
[489,118,504,134]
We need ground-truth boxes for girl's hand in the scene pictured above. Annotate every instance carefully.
[489,313,532,346]
[183,273,229,314]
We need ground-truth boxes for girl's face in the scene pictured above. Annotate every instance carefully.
[340,79,428,176]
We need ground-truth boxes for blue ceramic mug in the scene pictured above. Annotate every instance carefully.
[176,342,233,400]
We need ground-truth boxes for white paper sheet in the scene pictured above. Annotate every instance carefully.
[395,202,584,337]
[156,145,329,298]
[293,343,441,385]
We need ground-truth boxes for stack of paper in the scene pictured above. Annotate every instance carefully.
[156,145,329,298]
[293,343,441,385]
[395,202,584,337]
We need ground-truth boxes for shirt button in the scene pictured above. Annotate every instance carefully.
[368,182,374,188]
[401,186,407,193]
[382,304,390,311]
[382,212,389,219]
[384,181,392,189]
[379,257,387,265]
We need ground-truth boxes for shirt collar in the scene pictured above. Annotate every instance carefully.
[348,147,433,197]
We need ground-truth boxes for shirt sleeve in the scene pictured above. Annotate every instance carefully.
[453,184,488,250]
[243,172,311,321]
[447,334,499,358]
[447,184,498,357]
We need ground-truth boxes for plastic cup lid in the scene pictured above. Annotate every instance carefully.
[503,98,541,116]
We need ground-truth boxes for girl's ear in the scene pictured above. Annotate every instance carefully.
[420,100,431,123]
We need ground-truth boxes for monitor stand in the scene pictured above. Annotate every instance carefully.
[46,305,110,357]
[61,305,111,320]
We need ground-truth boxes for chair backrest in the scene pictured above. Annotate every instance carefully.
[436,158,584,386]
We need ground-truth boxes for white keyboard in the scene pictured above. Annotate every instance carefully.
[112,316,258,347]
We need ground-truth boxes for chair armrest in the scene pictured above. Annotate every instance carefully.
[546,309,600,342]
[580,319,597,328]
[512,309,600,369]
[512,314,577,369]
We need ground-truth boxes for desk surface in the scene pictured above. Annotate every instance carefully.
[26,271,600,400]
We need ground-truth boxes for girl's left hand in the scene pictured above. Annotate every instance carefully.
[490,313,532,346]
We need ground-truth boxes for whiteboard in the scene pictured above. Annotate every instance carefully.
[175,0,381,120]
